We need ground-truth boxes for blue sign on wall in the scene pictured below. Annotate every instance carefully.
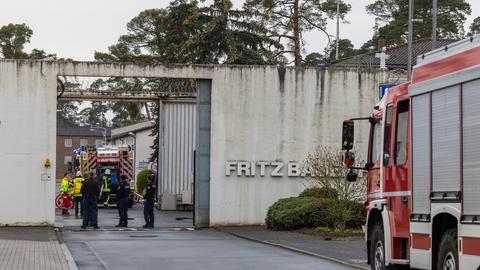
[379,84,396,100]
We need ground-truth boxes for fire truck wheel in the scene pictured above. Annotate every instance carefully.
[437,229,458,270]
[370,223,391,270]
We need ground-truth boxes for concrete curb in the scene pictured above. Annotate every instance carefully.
[61,243,79,270]
[55,228,78,270]
[219,229,368,270]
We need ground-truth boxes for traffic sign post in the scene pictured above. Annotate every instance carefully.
[379,84,396,100]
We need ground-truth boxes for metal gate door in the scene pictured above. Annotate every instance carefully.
[158,98,196,209]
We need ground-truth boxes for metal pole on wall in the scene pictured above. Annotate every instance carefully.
[407,0,414,80]
[432,0,437,50]
[335,0,340,60]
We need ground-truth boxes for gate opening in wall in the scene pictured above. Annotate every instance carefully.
[55,75,210,229]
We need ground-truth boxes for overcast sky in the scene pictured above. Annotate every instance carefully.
[0,0,478,61]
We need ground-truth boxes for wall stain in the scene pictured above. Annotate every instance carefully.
[358,72,364,101]
[277,66,285,93]
[358,72,362,88]
[277,66,286,156]
[320,69,325,106]
[40,62,45,78]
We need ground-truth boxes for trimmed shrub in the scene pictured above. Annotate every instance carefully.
[345,200,365,229]
[299,186,339,199]
[314,226,332,233]
[266,197,332,230]
[136,169,152,195]
[265,196,365,231]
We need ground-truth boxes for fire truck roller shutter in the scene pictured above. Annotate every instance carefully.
[412,94,431,214]
[462,79,480,215]
[432,86,461,193]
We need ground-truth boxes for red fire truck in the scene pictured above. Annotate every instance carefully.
[74,145,141,206]
[342,35,480,270]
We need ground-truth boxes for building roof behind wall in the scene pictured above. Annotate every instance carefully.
[57,127,110,137]
[333,39,457,69]
[111,121,155,139]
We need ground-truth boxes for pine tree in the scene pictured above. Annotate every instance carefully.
[244,0,350,66]
[364,0,471,49]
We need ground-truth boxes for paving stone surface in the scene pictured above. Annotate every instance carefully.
[0,227,71,270]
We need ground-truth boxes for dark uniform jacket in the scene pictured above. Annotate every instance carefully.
[81,177,100,199]
[144,179,156,201]
[117,180,131,200]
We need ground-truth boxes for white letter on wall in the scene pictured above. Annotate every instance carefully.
[250,162,256,176]
[257,161,268,177]
[271,162,284,177]
[301,164,315,177]
[288,162,301,177]
[225,162,237,176]
[237,162,251,176]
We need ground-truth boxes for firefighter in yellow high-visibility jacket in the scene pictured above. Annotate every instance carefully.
[72,171,85,218]
[60,173,73,215]
[101,169,112,207]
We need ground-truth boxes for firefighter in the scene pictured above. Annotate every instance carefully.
[60,173,72,215]
[101,169,112,207]
[116,175,131,228]
[81,171,100,229]
[143,173,156,228]
[72,171,85,218]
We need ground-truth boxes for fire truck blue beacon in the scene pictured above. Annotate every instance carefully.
[225,161,315,177]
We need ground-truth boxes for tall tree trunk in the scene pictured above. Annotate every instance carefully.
[145,103,151,120]
[293,0,302,66]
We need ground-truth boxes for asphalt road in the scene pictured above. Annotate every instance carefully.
[58,204,355,270]
[56,204,193,228]
[61,228,355,270]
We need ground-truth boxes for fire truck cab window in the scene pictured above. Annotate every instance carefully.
[383,106,393,166]
[395,100,409,165]
[371,119,383,165]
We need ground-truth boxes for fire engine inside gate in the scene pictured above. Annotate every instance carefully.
[73,145,140,207]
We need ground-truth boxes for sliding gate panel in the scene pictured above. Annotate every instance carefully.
[159,99,196,196]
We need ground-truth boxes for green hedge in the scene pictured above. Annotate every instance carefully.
[136,169,152,195]
[266,196,364,231]
[299,187,338,199]
[266,197,332,230]
[345,200,365,229]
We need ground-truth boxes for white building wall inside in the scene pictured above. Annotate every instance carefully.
[112,128,154,179]
[134,129,155,178]
[0,61,382,226]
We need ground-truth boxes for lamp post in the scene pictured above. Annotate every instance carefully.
[432,0,437,50]
[335,0,340,60]
[127,132,137,177]
[407,0,414,80]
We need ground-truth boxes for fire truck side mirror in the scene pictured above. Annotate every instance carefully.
[346,169,358,182]
[343,151,355,168]
[342,120,354,151]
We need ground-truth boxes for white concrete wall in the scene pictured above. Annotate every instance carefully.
[208,67,380,225]
[0,60,383,226]
[0,61,57,225]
